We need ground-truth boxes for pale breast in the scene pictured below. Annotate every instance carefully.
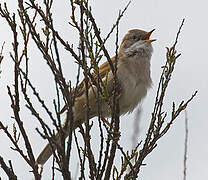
[118,70,149,115]
[117,54,152,115]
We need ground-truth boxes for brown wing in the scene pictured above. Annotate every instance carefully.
[59,57,116,114]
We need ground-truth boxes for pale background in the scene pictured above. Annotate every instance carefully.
[0,0,208,179]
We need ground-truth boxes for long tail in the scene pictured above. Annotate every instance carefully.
[36,131,68,165]
[36,117,83,165]
[36,85,100,165]
[36,140,54,165]
[36,117,92,165]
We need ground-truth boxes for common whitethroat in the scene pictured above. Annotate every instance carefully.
[36,29,156,165]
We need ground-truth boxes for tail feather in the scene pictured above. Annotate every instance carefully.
[36,118,84,165]
[36,132,65,165]
[36,141,54,165]
[36,86,100,165]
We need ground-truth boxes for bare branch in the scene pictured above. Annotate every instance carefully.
[0,156,17,180]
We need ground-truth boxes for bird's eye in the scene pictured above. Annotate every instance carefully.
[132,35,137,40]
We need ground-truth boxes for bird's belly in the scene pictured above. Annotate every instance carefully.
[119,77,148,115]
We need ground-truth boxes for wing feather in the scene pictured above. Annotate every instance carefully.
[59,57,116,114]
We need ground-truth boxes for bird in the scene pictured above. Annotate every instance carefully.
[36,29,156,165]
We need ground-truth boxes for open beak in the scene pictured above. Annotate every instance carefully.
[141,29,155,40]
[144,39,156,43]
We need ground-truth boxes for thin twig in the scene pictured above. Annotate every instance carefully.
[0,156,17,180]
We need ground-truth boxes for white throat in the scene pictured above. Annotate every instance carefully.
[124,41,153,59]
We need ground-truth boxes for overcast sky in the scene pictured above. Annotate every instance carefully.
[0,0,208,179]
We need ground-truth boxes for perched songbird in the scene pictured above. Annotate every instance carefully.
[36,29,156,165]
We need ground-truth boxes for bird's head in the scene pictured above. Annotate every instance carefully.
[119,29,155,54]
